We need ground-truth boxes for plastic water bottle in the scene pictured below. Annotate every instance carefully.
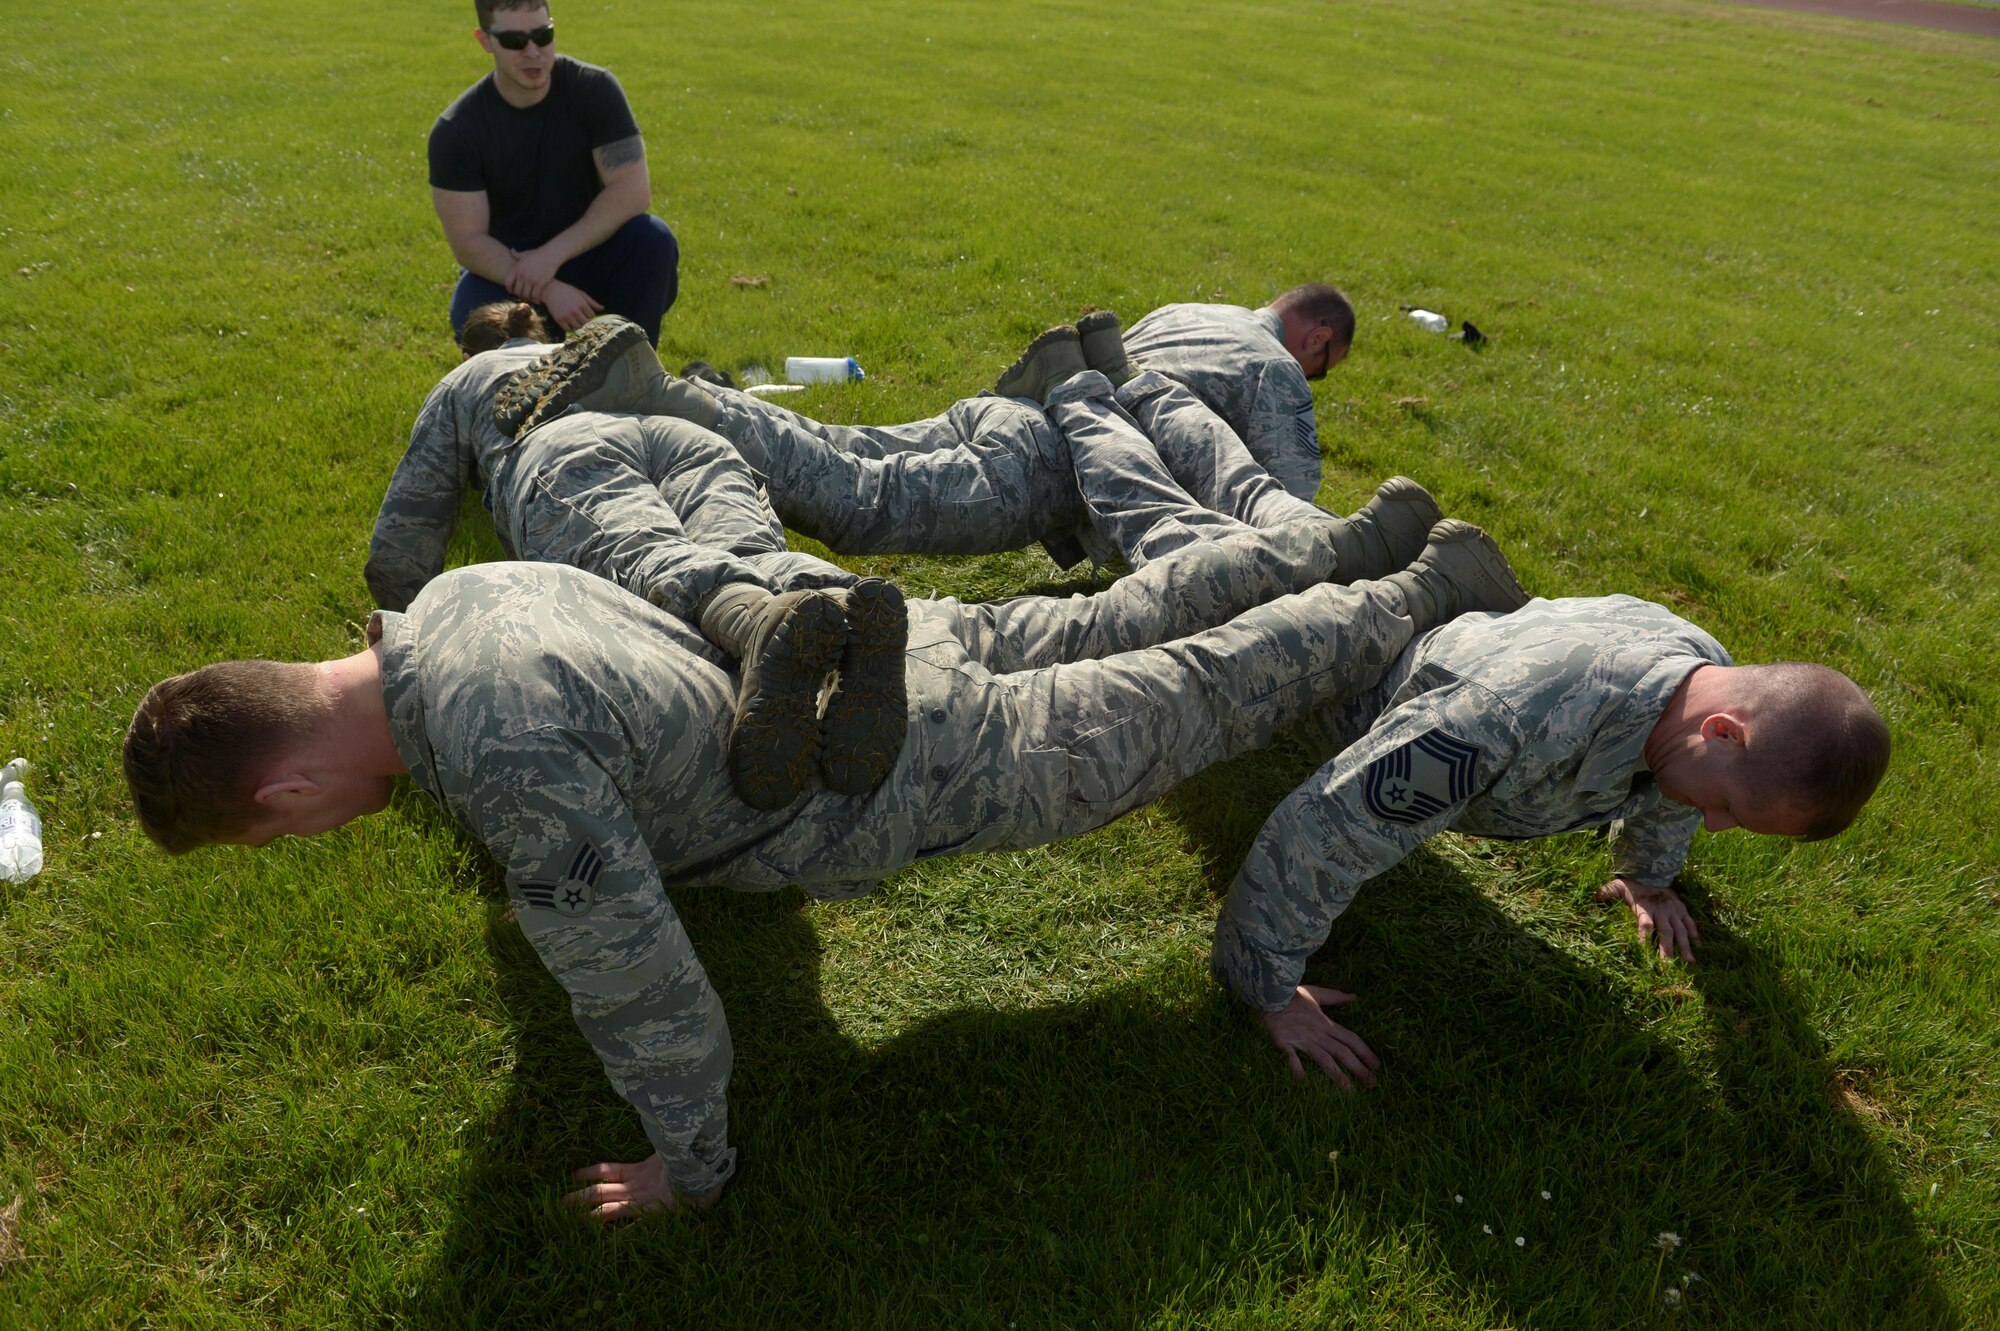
[0,758,42,883]
[1405,309,1450,333]
[784,356,865,384]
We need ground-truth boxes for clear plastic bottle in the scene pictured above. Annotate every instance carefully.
[783,356,865,384]
[1405,309,1450,333]
[0,758,43,883]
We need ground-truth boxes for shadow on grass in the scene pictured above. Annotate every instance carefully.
[393,817,1954,1329]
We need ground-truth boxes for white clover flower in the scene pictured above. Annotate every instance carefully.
[1515,1236,1525,1247]
[1540,1190,1551,1200]
[1662,1287,1682,1307]
[1482,1224,1492,1235]
[1454,1194,1464,1204]
[1655,1231,1682,1251]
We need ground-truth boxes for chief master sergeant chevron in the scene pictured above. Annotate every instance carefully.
[1211,594,1892,1090]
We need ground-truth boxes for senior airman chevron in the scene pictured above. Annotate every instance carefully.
[519,840,603,916]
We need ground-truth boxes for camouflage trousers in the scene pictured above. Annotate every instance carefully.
[1045,370,1341,568]
[707,373,1347,571]
[494,410,808,619]
[708,390,1088,560]
[908,563,1418,861]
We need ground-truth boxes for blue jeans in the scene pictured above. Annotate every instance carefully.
[449,213,680,345]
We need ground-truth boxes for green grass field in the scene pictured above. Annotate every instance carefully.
[3,0,1997,1325]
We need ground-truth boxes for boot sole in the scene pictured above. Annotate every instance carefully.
[820,580,910,796]
[1424,521,1531,617]
[730,592,847,810]
[493,317,648,440]
[1360,477,1443,572]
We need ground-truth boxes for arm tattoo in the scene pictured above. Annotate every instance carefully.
[597,135,645,173]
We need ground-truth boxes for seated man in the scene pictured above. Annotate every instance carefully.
[430,1,679,345]
[126,504,1532,1218]
[1215,598,1892,1089]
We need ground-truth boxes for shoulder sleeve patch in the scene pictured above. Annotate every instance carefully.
[1362,730,1481,826]
[517,840,605,917]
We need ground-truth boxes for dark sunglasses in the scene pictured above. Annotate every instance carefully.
[486,21,554,50]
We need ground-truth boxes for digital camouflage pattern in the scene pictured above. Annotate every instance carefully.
[1213,594,1734,1013]
[1122,303,1321,502]
[1047,370,1341,568]
[704,388,1092,562]
[364,340,551,611]
[370,523,1406,1194]
[365,340,787,619]
[501,409,795,616]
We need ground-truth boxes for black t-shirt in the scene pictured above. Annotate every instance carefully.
[427,56,641,250]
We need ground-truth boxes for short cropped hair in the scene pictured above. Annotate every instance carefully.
[460,300,554,356]
[124,661,326,854]
[1739,663,1891,840]
[475,0,545,32]
[1271,282,1356,349]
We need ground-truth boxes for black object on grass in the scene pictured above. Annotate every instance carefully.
[681,359,737,389]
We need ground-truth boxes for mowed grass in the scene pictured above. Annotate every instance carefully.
[2,0,1997,1325]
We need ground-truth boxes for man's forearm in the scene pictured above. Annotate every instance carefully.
[537,176,647,270]
[448,231,518,286]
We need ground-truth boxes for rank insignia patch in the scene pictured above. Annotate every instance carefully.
[518,840,604,917]
[1362,730,1480,826]
[1294,416,1318,452]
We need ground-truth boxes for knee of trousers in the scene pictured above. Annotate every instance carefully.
[620,213,680,266]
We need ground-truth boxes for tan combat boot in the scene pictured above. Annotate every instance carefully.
[699,584,849,811]
[495,316,722,439]
[1075,310,1136,386]
[993,325,1089,402]
[1335,477,1444,581]
[818,578,910,796]
[1381,520,1531,633]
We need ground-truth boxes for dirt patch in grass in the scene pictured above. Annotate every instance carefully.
[1727,0,2000,38]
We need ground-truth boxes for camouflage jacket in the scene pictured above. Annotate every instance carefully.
[371,562,1035,1194]
[1122,303,1320,501]
[1213,596,1733,1012]
[363,340,551,612]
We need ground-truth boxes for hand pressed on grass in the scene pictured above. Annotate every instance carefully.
[1597,876,1700,962]
[1260,985,1379,1089]
[563,1152,722,1224]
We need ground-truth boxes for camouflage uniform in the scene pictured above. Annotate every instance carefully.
[1046,370,1339,568]
[704,369,1333,572]
[365,346,792,616]
[372,544,1402,1194]
[364,340,550,611]
[704,388,1093,564]
[1122,303,1321,501]
[1212,595,1735,1014]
